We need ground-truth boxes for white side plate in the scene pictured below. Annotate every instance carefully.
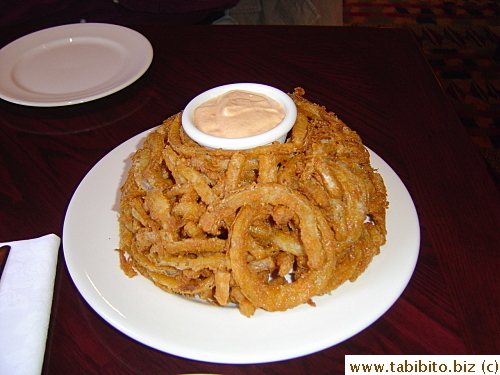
[0,23,153,106]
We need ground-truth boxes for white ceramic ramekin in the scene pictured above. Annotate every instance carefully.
[181,83,297,150]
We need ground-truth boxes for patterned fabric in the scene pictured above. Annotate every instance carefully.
[0,235,60,375]
[344,0,500,180]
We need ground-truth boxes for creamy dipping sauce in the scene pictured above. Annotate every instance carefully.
[193,90,286,138]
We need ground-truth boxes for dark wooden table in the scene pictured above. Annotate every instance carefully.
[0,24,498,374]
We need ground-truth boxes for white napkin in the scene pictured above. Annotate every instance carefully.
[0,234,60,375]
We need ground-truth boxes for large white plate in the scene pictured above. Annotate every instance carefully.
[63,129,420,364]
[0,23,153,107]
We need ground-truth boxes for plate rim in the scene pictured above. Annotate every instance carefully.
[62,128,420,364]
[0,23,153,107]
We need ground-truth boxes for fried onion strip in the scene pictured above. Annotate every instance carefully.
[117,87,388,317]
